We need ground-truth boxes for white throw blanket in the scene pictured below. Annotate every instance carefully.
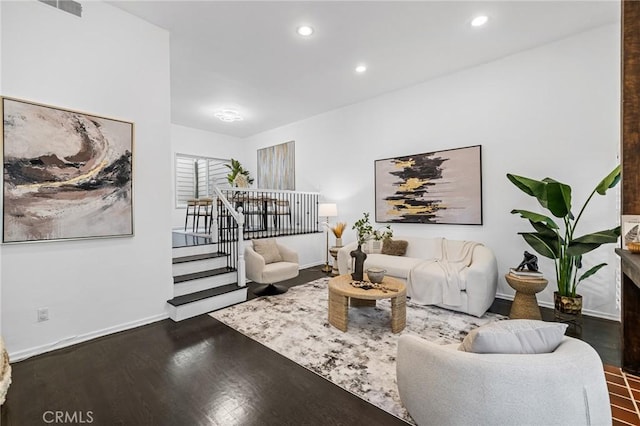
[407,239,481,307]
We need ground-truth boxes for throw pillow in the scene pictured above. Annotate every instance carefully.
[459,319,568,354]
[363,240,383,254]
[252,239,282,264]
[381,239,408,256]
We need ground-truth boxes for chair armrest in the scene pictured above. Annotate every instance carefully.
[277,243,299,264]
[337,242,358,275]
[464,245,498,317]
[244,246,266,283]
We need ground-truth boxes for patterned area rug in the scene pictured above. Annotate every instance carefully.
[210,278,505,424]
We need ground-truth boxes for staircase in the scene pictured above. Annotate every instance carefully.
[167,233,247,321]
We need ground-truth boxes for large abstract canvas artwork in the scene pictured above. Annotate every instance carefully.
[375,145,482,225]
[257,141,295,190]
[2,97,134,243]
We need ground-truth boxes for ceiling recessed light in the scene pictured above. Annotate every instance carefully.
[297,25,314,36]
[355,64,367,73]
[214,109,243,122]
[471,15,488,27]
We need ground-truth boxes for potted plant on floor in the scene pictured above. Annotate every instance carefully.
[507,165,620,320]
[351,213,393,280]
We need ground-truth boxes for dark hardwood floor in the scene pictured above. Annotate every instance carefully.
[1,268,621,425]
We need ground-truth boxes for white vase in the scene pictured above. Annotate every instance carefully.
[335,237,343,247]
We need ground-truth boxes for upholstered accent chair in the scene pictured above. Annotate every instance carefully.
[396,334,611,426]
[245,239,299,296]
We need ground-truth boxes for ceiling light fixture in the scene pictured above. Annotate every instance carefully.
[355,64,367,73]
[297,25,314,36]
[471,15,489,27]
[214,109,243,122]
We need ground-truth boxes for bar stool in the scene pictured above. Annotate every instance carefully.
[184,199,198,231]
[195,198,214,233]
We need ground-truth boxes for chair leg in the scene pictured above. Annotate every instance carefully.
[252,283,288,296]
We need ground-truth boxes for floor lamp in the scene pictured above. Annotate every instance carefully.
[319,203,338,273]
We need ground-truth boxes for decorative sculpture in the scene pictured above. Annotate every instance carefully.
[516,251,539,272]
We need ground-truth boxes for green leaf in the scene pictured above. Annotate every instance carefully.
[542,180,571,218]
[566,227,620,256]
[595,165,621,195]
[577,263,607,282]
[506,174,548,208]
[510,209,559,229]
[572,227,621,244]
[530,220,562,241]
[520,232,559,259]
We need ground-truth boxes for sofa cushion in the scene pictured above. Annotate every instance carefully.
[364,254,424,279]
[403,237,442,259]
[252,238,282,264]
[459,320,568,354]
[363,239,383,254]
[261,261,298,283]
[382,239,408,256]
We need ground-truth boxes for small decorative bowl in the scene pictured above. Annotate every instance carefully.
[367,267,386,284]
[629,242,640,254]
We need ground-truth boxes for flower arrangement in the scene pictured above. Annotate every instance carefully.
[330,222,347,238]
[225,158,254,187]
[233,173,249,188]
[352,212,392,246]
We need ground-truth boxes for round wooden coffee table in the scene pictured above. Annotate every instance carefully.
[328,274,406,333]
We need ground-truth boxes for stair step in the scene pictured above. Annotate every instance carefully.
[174,267,235,284]
[172,244,220,258]
[167,285,247,322]
[173,252,227,264]
[167,283,243,307]
[173,269,236,297]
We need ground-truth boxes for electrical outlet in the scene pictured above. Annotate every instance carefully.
[37,307,49,322]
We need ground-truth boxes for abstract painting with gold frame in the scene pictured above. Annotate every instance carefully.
[374,145,482,225]
[2,97,134,243]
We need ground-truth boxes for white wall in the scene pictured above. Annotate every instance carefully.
[1,2,173,359]
[243,25,621,319]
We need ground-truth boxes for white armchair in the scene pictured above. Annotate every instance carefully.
[396,334,611,426]
[245,239,299,296]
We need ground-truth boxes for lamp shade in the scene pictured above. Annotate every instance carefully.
[318,203,338,217]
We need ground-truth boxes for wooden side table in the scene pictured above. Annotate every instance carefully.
[505,273,548,320]
[329,246,341,276]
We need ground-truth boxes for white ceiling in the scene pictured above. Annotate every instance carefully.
[110,1,620,138]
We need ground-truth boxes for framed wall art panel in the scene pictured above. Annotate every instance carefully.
[375,145,482,225]
[257,140,295,190]
[2,97,134,243]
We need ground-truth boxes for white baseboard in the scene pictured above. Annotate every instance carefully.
[495,293,621,322]
[8,312,169,362]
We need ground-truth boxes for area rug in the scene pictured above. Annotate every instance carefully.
[210,278,505,424]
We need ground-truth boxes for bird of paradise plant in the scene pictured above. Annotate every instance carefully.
[507,165,620,297]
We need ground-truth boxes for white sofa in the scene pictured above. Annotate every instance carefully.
[396,334,612,426]
[337,236,498,317]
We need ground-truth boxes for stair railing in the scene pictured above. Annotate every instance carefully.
[214,186,246,288]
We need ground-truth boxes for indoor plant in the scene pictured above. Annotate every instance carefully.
[330,222,347,247]
[225,158,254,187]
[352,212,393,246]
[350,213,393,280]
[507,165,620,316]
